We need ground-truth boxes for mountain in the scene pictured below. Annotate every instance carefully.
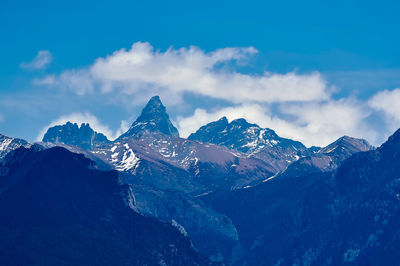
[0,145,213,265]
[188,117,308,172]
[14,95,387,264]
[88,96,276,262]
[93,131,274,194]
[91,128,272,261]
[202,128,400,265]
[280,135,373,178]
[42,122,110,150]
[318,135,373,162]
[93,97,275,194]
[117,96,179,140]
[0,134,29,161]
[96,134,255,261]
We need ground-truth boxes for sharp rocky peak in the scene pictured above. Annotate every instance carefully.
[118,96,179,139]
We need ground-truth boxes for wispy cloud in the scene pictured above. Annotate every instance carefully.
[20,50,53,70]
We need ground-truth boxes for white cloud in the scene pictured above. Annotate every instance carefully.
[114,119,131,138]
[38,42,331,104]
[20,50,53,70]
[31,42,393,147]
[177,99,378,147]
[278,99,378,146]
[36,112,124,141]
[369,88,400,132]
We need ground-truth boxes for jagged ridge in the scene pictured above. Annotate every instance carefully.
[42,122,110,150]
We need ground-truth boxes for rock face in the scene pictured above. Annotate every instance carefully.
[42,122,110,150]
[132,184,242,263]
[202,129,400,265]
[117,96,179,139]
[188,117,308,172]
[0,146,212,266]
[0,134,29,161]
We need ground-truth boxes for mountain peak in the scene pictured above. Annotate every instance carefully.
[118,96,179,139]
[42,122,110,150]
[319,135,373,155]
[140,95,166,118]
[218,116,228,123]
[230,118,258,128]
[0,133,29,160]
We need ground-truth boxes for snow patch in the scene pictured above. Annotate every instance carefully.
[0,138,13,152]
[171,219,188,237]
[115,148,140,172]
[110,145,118,152]
[263,172,279,183]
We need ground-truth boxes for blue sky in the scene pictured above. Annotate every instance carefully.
[1,0,400,146]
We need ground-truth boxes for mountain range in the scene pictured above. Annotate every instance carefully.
[3,95,399,265]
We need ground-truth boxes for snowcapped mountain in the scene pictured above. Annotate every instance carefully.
[43,121,110,150]
[0,134,29,161]
[89,97,275,194]
[94,132,273,193]
[0,145,213,265]
[19,95,386,264]
[188,116,308,172]
[86,97,276,261]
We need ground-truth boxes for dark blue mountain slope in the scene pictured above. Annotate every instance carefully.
[0,146,213,266]
[202,128,400,265]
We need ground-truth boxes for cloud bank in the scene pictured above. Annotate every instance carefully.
[176,99,377,147]
[39,42,330,103]
[33,42,398,147]
[20,50,53,70]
